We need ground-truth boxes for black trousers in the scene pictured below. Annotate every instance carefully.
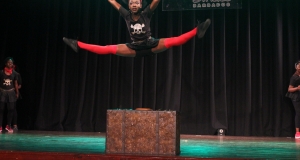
[12,102,17,125]
[292,100,300,128]
[0,102,15,127]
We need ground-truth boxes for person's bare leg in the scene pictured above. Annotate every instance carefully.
[116,44,136,57]
[151,39,168,54]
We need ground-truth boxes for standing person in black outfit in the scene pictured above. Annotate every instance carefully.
[63,0,211,57]
[0,57,19,133]
[287,60,300,139]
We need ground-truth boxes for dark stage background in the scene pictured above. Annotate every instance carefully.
[0,0,300,136]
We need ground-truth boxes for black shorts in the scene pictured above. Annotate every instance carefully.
[126,37,160,50]
[126,37,160,57]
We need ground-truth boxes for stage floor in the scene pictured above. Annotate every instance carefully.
[0,130,299,159]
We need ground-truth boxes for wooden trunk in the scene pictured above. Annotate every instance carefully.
[106,110,180,155]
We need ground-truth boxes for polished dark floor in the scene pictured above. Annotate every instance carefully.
[0,130,300,159]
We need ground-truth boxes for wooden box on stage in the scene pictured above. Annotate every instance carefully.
[106,110,180,155]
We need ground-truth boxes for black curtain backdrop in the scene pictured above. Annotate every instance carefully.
[0,0,299,136]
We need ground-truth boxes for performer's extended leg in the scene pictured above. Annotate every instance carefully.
[63,37,118,55]
[78,41,117,55]
[63,38,137,57]
[164,28,197,49]
[163,19,211,49]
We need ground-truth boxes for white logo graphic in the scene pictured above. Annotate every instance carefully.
[3,79,12,86]
[131,23,146,35]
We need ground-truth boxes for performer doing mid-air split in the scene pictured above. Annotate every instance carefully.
[63,0,211,57]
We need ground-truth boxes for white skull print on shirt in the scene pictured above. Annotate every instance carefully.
[131,23,146,35]
[3,79,12,86]
[0,71,17,90]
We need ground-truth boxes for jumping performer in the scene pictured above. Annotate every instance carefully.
[63,0,211,57]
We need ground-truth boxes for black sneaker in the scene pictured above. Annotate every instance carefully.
[197,19,211,38]
[63,37,79,53]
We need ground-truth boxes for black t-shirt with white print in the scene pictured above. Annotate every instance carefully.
[119,5,153,42]
[0,70,18,90]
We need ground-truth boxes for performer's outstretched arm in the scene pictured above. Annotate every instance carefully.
[149,0,160,11]
[108,0,121,10]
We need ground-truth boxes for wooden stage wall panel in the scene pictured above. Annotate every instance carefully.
[106,110,180,155]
